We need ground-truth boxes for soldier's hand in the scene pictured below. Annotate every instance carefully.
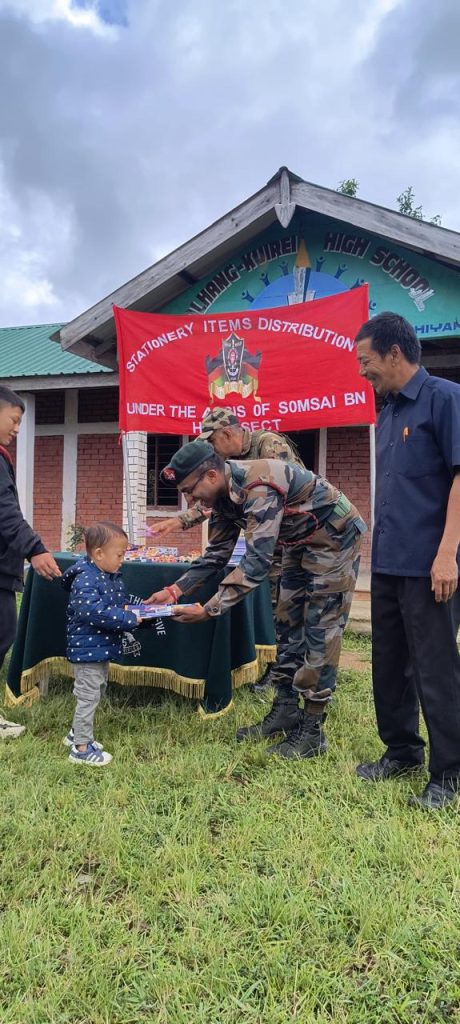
[149,517,182,536]
[144,583,184,605]
[173,603,209,623]
[430,550,459,602]
[30,552,62,580]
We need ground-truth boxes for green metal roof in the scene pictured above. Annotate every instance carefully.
[0,324,111,378]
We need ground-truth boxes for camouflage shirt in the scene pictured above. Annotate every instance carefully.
[178,427,303,529]
[176,459,366,616]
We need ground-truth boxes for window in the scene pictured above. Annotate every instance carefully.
[147,434,182,507]
[286,430,318,473]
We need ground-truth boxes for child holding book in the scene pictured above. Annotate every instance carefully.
[61,521,140,766]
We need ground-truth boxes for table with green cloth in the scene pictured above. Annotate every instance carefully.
[6,554,276,717]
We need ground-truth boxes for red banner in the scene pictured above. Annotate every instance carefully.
[114,286,375,435]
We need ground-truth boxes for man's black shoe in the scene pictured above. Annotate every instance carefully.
[409,780,459,811]
[236,697,301,742]
[356,756,423,782]
[267,712,328,760]
[249,664,275,694]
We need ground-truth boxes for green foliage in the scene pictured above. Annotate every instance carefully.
[396,185,423,219]
[337,178,359,197]
[66,522,85,552]
[396,185,442,226]
[1,659,459,1024]
[337,180,442,225]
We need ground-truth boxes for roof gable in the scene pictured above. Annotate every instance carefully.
[56,167,460,366]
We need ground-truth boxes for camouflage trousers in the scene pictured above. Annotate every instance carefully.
[270,520,363,711]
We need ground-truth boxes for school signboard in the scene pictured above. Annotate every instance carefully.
[164,211,460,342]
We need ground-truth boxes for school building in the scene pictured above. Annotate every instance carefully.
[2,167,460,584]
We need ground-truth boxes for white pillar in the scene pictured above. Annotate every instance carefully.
[16,392,35,524]
[317,427,327,478]
[61,389,78,549]
[122,431,147,544]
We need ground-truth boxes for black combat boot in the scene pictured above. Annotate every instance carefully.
[236,693,301,742]
[267,709,328,759]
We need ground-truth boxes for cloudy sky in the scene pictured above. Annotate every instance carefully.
[0,0,458,327]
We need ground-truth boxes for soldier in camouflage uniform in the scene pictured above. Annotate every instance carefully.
[148,440,366,759]
[154,409,303,534]
[152,408,305,690]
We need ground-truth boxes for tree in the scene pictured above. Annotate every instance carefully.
[396,185,441,226]
[337,178,359,197]
[396,185,422,219]
[336,179,442,225]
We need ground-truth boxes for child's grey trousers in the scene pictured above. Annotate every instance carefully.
[72,662,109,745]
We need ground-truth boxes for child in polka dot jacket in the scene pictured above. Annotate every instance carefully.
[61,521,141,766]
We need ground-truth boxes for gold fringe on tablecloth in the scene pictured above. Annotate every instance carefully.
[4,683,40,707]
[197,700,234,720]
[11,656,205,701]
[232,645,277,689]
[107,663,205,699]
[5,643,276,707]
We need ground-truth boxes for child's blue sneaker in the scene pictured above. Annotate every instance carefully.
[68,742,112,766]
[63,728,103,750]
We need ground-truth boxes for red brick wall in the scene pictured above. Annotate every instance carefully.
[75,434,123,528]
[326,426,371,578]
[33,436,64,551]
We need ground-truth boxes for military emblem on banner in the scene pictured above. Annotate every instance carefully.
[205,332,262,401]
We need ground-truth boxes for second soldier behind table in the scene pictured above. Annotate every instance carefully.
[147,440,367,760]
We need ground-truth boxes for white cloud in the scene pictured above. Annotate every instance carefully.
[0,0,115,35]
[0,0,458,328]
[0,168,81,323]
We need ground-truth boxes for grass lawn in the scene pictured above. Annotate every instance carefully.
[1,633,459,1024]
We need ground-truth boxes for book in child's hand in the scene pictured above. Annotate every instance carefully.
[125,603,200,619]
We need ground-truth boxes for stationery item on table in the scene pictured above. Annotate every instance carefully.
[124,545,200,564]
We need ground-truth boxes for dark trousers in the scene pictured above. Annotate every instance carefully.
[0,589,17,671]
[371,573,460,783]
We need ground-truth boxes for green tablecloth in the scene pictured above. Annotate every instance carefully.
[6,555,276,716]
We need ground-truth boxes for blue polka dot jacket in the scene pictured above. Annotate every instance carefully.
[61,556,139,663]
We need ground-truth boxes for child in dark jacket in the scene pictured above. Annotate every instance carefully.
[61,521,140,766]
